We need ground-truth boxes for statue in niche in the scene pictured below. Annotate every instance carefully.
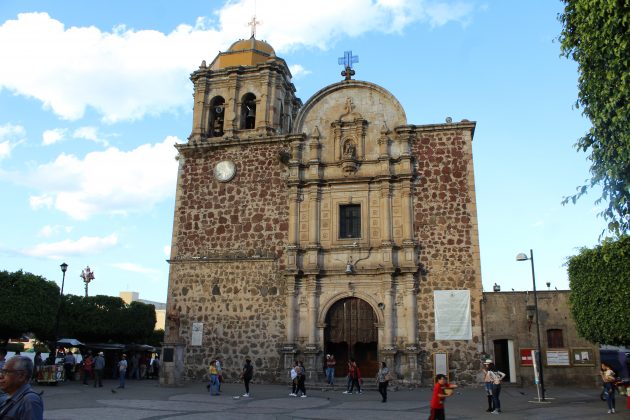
[343,140,356,159]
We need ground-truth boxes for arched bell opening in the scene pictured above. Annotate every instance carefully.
[209,96,225,137]
[324,297,379,378]
[240,93,256,130]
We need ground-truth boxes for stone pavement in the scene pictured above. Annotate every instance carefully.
[37,379,628,419]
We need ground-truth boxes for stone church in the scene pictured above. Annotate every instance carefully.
[162,35,484,386]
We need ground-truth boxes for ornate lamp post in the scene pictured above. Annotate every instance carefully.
[80,266,95,297]
[516,249,545,401]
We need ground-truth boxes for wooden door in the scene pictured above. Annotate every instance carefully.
[325,297,378,378]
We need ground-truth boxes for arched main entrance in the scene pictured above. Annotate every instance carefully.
[324,297,378,378]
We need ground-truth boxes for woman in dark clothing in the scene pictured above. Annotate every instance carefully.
[296,361,307,397]
[241,358,254,397]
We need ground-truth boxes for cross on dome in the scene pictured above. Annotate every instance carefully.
[338,51,359,80]
[248,15,261,38]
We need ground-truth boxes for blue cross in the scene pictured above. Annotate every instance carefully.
[338,51,359,69]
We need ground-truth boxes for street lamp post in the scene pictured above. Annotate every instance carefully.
[516,249,545,401]
[54,263,68,353]
[80,266,95,297]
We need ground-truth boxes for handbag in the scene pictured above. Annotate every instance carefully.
[384,371,393,382]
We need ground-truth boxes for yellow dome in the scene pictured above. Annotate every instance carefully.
[210,36,276,70]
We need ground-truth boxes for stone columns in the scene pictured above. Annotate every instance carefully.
[189,76,208,141]
[287,187,300,247]
[305,276,319,347]
[382,274,395,349]
[401,273,418,346]
[285,278,298,343]
[307,186,320,247]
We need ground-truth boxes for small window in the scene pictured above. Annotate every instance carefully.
[339,204,361,238]
[547,329,564,348]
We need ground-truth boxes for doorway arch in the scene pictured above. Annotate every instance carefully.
[324,297,379,378]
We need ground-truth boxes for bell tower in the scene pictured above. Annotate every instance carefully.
[188,36,301,142]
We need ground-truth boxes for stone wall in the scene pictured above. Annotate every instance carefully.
[172,141,290,261]
[167,140,291,382]
[411,125,484,384]
[167,259,287,382]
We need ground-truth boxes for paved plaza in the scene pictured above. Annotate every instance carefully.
[37,379,627,419]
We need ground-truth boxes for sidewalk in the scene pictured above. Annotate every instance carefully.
[39,379,626,419]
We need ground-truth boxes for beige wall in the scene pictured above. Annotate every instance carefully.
[482,290,599,387]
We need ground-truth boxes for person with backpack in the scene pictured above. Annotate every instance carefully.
[241,358,254,397]
[600,362,617,414]
[486,362,506,414]
[296,361,307,397]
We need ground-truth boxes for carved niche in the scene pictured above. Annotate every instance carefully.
[331,98,368,175]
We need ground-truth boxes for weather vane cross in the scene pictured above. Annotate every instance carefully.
[248,15,261,38]
[338,51,359,80]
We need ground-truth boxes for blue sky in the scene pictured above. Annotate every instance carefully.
[0,1,606,303]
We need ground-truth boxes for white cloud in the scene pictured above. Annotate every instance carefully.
[38,224,73,237]
[289,64,311,79]
[42,128,67,145]
[163,245,171,257]
[112,262,160,275]
[22,233,118,259]
[0,123,26,158]
[72,126,109,146]
[29,194,53,210]
[24,136,181,219]
[0,3,473,122]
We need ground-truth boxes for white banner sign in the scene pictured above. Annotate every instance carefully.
[191,322,203,346]
[434,290,472,340]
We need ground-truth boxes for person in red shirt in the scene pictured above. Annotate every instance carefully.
[429,374,456,420]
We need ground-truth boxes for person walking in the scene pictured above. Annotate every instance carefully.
[241,358,254,397]
[63,351,76,381]
[93,352,105,387]
[344,359,362,394]
[215,357,222,393]
[376,361,390,403]
[81,351,94,385]
[296,361,307,397]
[482,359,495,412]
[600,362,617,414]
[487,362,506,414]
[429,374,456,420]
[325,354,336,386]
[343,360,353,393]
[32,352,43,383]
[289,361,298,396]
[117,354,128,389]
[208,360,220,396]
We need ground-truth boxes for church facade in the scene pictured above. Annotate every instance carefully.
[162,36,484,386]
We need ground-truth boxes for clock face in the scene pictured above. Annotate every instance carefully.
[214,160,236,182]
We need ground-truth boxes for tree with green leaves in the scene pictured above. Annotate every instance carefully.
[61,295,157,343]
[558,1,630,236]
[0,270,60,342]
[568,236,630,346]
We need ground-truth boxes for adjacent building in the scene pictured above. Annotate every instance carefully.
[482,290,600,387]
